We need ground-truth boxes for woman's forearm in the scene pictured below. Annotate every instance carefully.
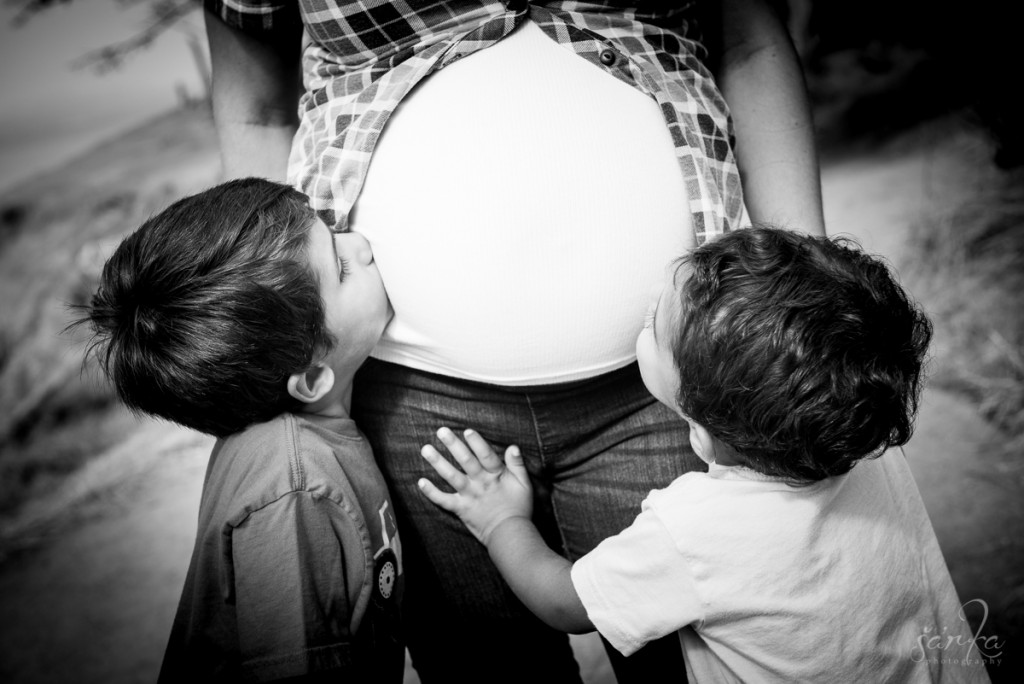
[486,517,594,634]
[213,121,298,182]
[716,0,826,236]
[204,8,302,181]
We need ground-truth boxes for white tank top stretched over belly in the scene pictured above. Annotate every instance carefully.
[350,20,694,385]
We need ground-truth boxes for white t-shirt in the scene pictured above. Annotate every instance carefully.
[571,449,992,684]
[350,20,693,384]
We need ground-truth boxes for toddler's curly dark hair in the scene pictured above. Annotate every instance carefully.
[672,226,933,483]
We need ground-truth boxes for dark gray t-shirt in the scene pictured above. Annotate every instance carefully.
[158,413,404,683]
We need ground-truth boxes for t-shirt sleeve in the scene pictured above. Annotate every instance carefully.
[203,0,301,37]
[570,498,703,657]
[232,491,364,682]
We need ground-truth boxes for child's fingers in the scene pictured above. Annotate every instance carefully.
[417,477,458,511]
[463,429,504,472]
[420,444,468,490]
[437,427,483,476]
[504,445,530,486]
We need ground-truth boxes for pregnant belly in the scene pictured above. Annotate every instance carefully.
[350,20,694,385]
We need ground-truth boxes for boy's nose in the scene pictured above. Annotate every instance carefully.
[337,231,374,265]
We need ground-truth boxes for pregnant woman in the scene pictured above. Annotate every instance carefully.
[203,1,825,682]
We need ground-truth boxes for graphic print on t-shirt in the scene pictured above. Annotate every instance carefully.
[372,500,402,604]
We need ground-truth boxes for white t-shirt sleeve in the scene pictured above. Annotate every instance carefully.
[570,495,703,656]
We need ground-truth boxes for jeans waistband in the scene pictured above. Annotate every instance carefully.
[359,357,644,399]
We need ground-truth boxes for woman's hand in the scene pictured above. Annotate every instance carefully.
[418,428,533,545]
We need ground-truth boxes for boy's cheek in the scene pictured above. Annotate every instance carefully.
[636,341,667,404]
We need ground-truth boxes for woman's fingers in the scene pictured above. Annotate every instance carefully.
[437,427,483,476]
[420,444,467,491]
[463,429,505,472]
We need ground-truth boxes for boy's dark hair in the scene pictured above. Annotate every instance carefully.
[73,178,334,438]
[672,227,932,483]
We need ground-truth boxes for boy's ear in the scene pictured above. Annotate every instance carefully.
[287,363,335,404]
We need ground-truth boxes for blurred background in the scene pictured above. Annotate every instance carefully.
[0,0,1021,682]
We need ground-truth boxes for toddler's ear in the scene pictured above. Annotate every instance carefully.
[287,364,335,404]
[684,418,718,465]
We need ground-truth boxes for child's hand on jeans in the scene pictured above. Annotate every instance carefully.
[418,427,533,546]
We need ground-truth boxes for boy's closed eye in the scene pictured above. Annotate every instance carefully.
[326,227,350,283]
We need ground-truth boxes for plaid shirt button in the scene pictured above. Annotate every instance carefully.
[599,49,616,66]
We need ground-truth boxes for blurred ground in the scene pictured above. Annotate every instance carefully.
[0,108,1020,683]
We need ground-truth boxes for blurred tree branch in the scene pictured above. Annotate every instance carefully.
[7,0,201,75]
[6,0,209,100]
[6,0,71,26]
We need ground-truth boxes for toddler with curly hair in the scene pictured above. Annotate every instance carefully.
[418,227,991,683]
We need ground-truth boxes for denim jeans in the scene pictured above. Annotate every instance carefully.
[352,358,702,684]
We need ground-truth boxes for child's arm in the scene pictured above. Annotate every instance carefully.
[418,428,595,634]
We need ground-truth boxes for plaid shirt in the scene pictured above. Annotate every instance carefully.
[205,0,743,243]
